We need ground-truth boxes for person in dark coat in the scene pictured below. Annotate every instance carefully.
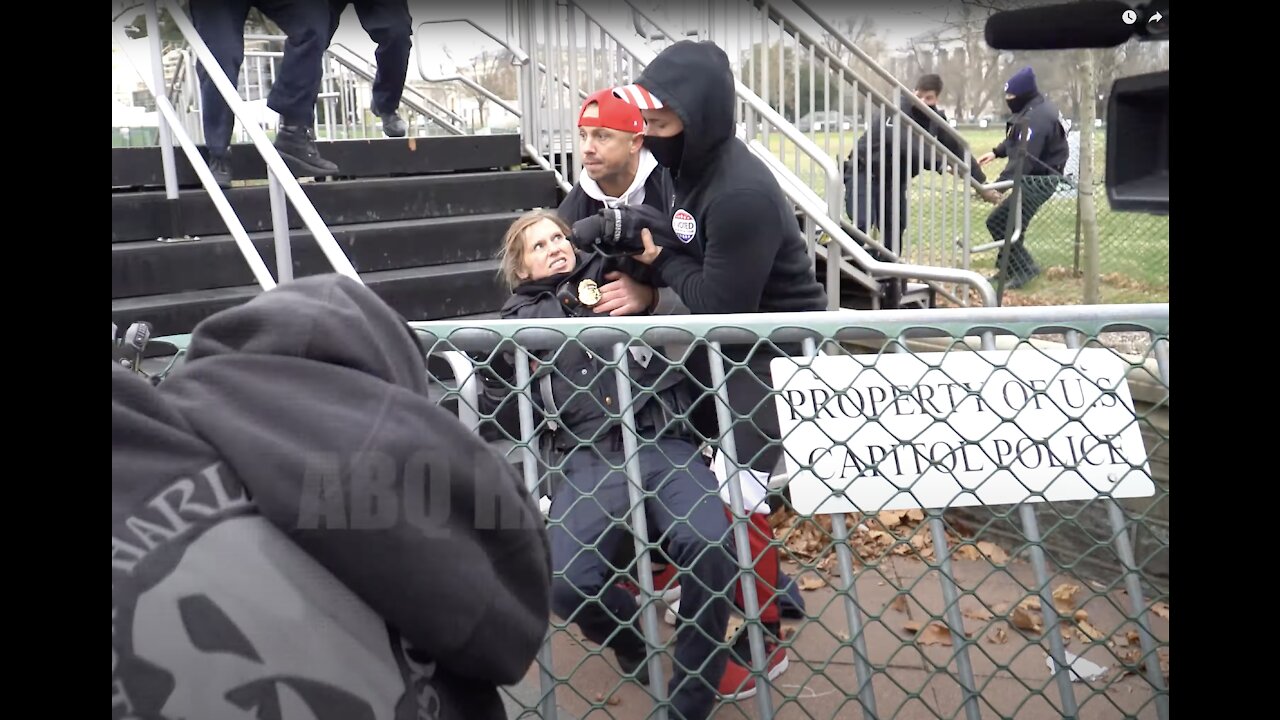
[496,209,746,719]
[978,66,1071,289]
[112,274,551,720]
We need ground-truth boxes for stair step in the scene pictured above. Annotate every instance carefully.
[111,260,507,336]
[112,212,521,298]
[111,134,523,188]
[111,170,557,243]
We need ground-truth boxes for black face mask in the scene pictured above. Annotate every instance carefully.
[644,133,685,170]
[1006,93,1033,115]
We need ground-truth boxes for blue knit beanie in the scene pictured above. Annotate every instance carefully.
[1004,66,1037,96]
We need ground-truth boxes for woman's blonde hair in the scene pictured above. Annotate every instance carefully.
[497,209,573,291]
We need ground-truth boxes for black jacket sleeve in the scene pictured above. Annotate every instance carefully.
[933,119,987,184]
[649,190,781,314]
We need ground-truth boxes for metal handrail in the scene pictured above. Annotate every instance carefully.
[412,24,524,120]
[749,0,987,192]
[749,140,996,307]
[603,1,846,224]
[524,144,573,193]
[113,24,277,291]
[325,42,467,135]
[158,0,361,283]
[237,34,473,133]
[563,0,996,307]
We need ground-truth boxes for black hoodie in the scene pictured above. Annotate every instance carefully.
[112,274,551,720]
[635,41,827,315]
[846,96,987,186]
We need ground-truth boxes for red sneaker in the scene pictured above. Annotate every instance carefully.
[717,660,758,701]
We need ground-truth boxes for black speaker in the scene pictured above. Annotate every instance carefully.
[1106,70,1169,215]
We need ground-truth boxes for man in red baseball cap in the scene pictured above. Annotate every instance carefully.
[557,87,682,316]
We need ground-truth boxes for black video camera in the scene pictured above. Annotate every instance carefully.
[985,0,1168,215]
[569,204,676,258]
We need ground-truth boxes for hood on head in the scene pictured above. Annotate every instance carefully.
[634,41,736,176]
[184,274,427,395]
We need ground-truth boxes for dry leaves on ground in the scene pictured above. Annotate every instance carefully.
[903,620,956,646]
[987,627,1010,644]
[771,507,1012,568]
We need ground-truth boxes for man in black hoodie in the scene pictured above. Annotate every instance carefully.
[977,66,1071,289]
[112,274,551,720]
[843,73,988,252]
[611,39,826,694]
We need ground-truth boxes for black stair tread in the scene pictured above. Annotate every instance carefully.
[111,211,524,250]
[113,260,507,336]
[111,171,556,243]
[114,259,501,307]
[112,134,523,188]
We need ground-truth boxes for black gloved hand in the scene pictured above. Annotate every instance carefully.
[569,205,689,258]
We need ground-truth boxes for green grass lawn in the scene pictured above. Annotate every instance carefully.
[758,128,1169,304]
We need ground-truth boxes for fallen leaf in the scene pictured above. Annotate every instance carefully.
[1152,602,1169,620]
[890,595,908,613]
[977,541,1009,564]
[1018,596,1042,611]
[1011,606,1043,632]
[906,509,925,522]
[1073,609,1089,622]
[910,534,931,551]
[903,620,923,634]
[878,510,907,528]
[963,606,994,621]
[867,530,892,545]
[918,622,954,646]
[1052,584,1081,614]
[1076,620,1106,643]
[781,626,797,641]
[955,544,983,561]
[1060,625,1074,643]
[608,696,621,706]
[987,627,1009,644]
[992,602,1011,615]
[1125,630,1140,646]
[798,575,826,591]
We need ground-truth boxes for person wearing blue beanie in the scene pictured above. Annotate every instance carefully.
[976,66,1071,289]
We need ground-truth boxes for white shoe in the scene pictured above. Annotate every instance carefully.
[664,598,680,625]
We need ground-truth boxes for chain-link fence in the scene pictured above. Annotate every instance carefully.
[411,304,1170,720]
[904,128,1169,307]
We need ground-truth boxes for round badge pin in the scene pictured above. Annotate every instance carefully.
[578,278,602,306]
[672,209,697,243]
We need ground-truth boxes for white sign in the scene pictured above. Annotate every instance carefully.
[769,348,1154,516]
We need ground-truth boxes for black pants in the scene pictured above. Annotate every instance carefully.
[846,172,909,256]
[845,167,910,306]
[684,341,794,478]
[328,0,413,116]
[549,438,734,720]
[191,0,330,156]
[985,175,1059,280]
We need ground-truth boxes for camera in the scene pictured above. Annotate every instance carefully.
[985,0,1168,214]
[569,203,676,257]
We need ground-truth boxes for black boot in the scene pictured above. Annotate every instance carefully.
[615,648,651,685]
[273,124,339,177]
[208,154,232,189]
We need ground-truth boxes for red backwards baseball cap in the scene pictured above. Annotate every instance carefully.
[577,87,644,133]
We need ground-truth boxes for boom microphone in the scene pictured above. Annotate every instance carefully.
[984,1,1158,50]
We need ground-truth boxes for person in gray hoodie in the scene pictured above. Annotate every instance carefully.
[111,274,551,720]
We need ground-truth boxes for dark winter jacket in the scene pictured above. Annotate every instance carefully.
[498,250,692,446]
[112,274,551,720]
[993,94,1070,182]
[633,40,827,315]
[845,96,987,186]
